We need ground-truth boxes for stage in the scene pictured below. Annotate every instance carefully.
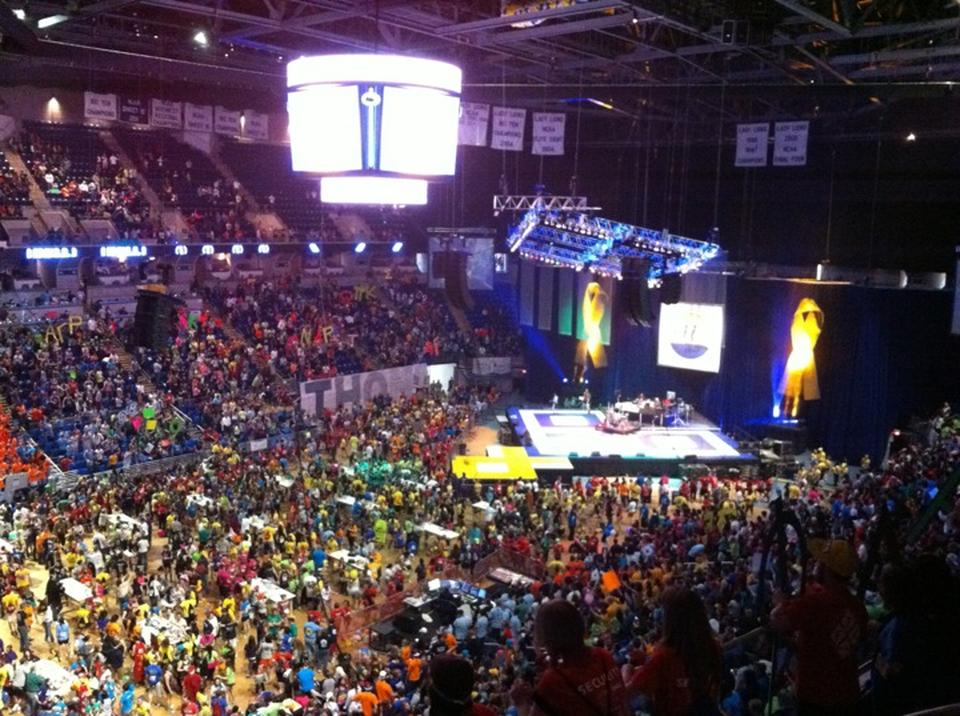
[504,406,757,477]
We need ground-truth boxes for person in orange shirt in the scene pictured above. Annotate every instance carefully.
[374,673,394,708]
[351,688,379,716]
[443,630,457,653]
[405,652,422,690]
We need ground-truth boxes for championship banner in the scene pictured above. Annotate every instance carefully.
[215,106,242,135]
[119,97,148,125]
[150,99,182,129]
[735,122,769,167]
[243,110,269,140]
[84,92,117,121]
[458,101,490,147]
[183,103,213,133]
[532,111,566,156]
[299,363,455,416]
[491,106,526,151]
[773,121,809,166]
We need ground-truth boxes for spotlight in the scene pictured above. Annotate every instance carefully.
[37,14,68,29]
[562,378,568,383]
[308,242,321,255]
[905,132,917,142]
[354,241,367,254]
[391,241,403,254]
[201,244,214,255]
[13,8,26,20]
[193,30,209,46]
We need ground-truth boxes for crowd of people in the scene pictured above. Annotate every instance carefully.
[13,132,153,237]
[0,317,196,474]
[212,278,474,382]
[0,154,31,220]
[0,362,953,716]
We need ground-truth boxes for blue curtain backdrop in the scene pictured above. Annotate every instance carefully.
[521,276,960,461]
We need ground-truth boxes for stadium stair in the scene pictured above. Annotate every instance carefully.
[208,141,261,212]
[99,130,163,217]
[3,147,50,212]
[905,465,960,544]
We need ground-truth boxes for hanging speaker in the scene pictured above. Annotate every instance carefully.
[622,257,654,327]
[660,273,682,305]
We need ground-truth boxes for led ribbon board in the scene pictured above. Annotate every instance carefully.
[287,54,462,205]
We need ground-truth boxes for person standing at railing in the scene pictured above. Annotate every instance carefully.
[771,538,867,716]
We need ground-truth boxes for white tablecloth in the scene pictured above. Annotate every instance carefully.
[142,614,188,644]
[250,577,295,604]
[61,577,92,603]
[32,659,76,696]
[418,522,460,540]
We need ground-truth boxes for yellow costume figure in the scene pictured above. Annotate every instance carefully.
[777,298,824,418]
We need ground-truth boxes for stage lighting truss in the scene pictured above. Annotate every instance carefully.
[493,194,601,214]
[507,208,720,279]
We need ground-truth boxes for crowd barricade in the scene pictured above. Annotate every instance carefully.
[472,547,546,581]
[332,563,470,652]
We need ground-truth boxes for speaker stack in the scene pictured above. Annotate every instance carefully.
[622,257,655,327]
[442,250,473,311]
[131,287,185,351]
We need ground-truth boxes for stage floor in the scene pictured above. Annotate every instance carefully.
[508,407,750,461]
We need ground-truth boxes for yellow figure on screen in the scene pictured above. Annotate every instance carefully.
[777,297,824,418]
[574,281,608,382]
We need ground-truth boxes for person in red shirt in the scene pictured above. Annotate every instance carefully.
[429,654,497,716]
[771,538,868,716]
[181,665,203,704]
[629,587,723,716]
[512,599,628,716]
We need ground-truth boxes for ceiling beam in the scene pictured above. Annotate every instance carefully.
[772,16,960,46]
[773,0,851,37]
[221,4,373,42]
[434,0,627,35]
[473,10,639,47]
[139,0,378,51]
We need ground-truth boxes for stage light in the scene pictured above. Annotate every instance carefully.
[45,97,61,122]
[308,242,321,255]
[231,244,244,255]
[37,14,68,28]
[905,132,917,142]
[257,243,270,255]
[391,241,404,254]
[354,242,367,254]
[288,54,460,205]
[193,30,209,46]
[562,378,568,383]
[13,8,26,20]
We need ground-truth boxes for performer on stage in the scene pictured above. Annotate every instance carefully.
[582,388,591,411]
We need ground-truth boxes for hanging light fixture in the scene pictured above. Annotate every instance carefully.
[287,54,462,206]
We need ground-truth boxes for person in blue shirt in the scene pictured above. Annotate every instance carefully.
[452,612,472,641]
[297,664,315,694]
[145,662,164,705]
[312,546,326,570]
[119,682,135,716]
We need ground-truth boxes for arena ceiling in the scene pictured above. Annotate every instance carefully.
[2,0,960,133]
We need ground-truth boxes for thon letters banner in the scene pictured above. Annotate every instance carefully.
[299,363,455,416]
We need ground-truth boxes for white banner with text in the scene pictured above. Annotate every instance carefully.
[184,103,213,133]
[215,106,242,136]
[735,122,769,167]
[84,92,117,121]
[150,99,182,129]
[243,110,269,140]
[532,112,566,155]
[773,121,809,166]
[491,106,526,151]
[299,363,456,416]
[458,102,490,147]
